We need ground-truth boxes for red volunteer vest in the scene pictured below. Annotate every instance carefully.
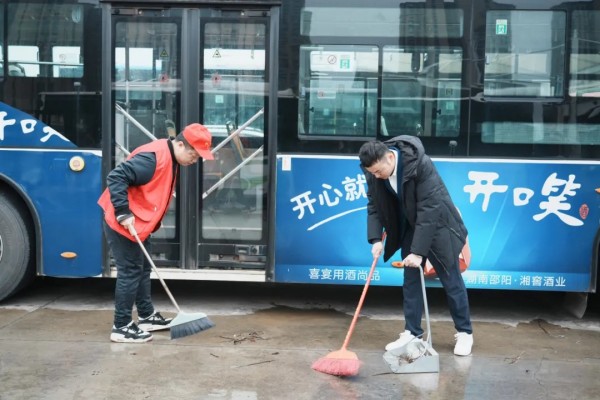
[98,139,177,242]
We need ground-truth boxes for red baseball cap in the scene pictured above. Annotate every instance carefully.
[182,123,214,160]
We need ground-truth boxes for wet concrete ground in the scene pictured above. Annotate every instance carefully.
[0,278,599,400]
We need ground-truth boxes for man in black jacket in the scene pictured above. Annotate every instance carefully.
[359,136,473,356]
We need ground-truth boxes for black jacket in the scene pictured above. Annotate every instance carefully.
[364,136,467,270]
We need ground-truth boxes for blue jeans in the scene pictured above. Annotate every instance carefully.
[403,256,472,336]
[103,221,154,328]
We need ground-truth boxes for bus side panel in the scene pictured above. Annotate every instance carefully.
[0,150,103,277]
[274,155,599,292]
[436,159,599,292]
[275,155,388,284]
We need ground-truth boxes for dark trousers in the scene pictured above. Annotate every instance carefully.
[103,221,154,328]
[403,256,472,336]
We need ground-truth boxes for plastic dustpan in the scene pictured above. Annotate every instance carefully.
[383,338,439,373]
[383,265,439,374]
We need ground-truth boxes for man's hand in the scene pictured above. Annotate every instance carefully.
[371,241,383,259]
[119,215,136,236]
[403,253,423,268]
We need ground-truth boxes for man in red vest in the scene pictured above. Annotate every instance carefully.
[98,123,214,343]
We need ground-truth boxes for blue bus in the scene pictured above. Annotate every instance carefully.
[0,0,599,307]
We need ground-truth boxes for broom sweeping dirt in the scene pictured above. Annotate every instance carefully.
[132,227,215,339]
[312,253,385,377]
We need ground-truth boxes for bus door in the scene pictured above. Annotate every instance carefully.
[108,4,276,278]
[197,10,271,274]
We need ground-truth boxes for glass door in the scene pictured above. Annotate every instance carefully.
[111,9,183,264]
[198,12,269,269]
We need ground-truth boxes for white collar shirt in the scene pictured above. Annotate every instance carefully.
[388,149,399,194]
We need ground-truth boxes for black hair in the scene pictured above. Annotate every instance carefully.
[359,141,389,168]
[174,132,193,149]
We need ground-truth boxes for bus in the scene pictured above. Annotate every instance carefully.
[0,0,599,310]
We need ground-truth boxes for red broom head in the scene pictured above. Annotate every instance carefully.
[312,349,361,377]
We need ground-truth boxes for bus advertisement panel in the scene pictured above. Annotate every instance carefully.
[274,155,599,292]
[0,102,103,278]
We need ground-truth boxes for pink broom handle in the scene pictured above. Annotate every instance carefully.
[340,255,379,350]
[340,233,386,350]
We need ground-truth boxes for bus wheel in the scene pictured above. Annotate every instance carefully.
[0,192,34,302]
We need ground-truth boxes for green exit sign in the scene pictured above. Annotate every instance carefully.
[495,19,508,35]
[340,58,351,69]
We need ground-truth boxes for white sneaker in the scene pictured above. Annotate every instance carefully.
[454,332,473,356]
[385,330,417,352]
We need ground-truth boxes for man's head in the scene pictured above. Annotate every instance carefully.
[359,141,396,179]
[173,123,214,166]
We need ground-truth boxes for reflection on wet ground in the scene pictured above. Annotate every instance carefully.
[0,278,599,399]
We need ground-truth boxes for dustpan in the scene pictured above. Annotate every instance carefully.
[383,265,439,374]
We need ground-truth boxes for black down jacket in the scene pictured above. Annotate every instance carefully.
[364,135,467,272]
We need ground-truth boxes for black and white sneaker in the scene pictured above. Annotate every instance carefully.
[138,312,173,332]
[110,321,153,343]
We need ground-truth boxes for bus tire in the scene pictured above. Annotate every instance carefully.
[0,192,34,302]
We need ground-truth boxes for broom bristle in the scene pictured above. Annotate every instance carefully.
[312,349,361,377]
[169,313,215,340]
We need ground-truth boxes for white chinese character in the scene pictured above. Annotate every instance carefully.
[318,183,343,207]
[333,269,344,280]
[309,268,320,280]
[489,275,501,285]
[357,270,368,281]
[464,171,509,212]
[21,119,37,134]
[513,188,534,206]
[342,174,367,201]
[321,268,333,280]
[290,191,317,219]
[533,173,582,226]
[345,270,357,280]
[0,111,17,141]
[40,125,69,143]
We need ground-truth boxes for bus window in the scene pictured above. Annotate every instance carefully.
[296,4,464,142]
[484,11,565,98]
[7,3,85,78]
[114,21,179,160]
[570,11,600,98]
[4,2,101,149]
[482,10,568,146]
[381,47,462,138]
[565,10,600,146]
[7,46,39,77]
[300,5,462,39]
[298,45,378,137]
[53,46,82,78]
[200,20,267,241]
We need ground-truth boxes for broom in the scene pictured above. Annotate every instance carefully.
[312,252,381,377]
[132,228,215,339]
